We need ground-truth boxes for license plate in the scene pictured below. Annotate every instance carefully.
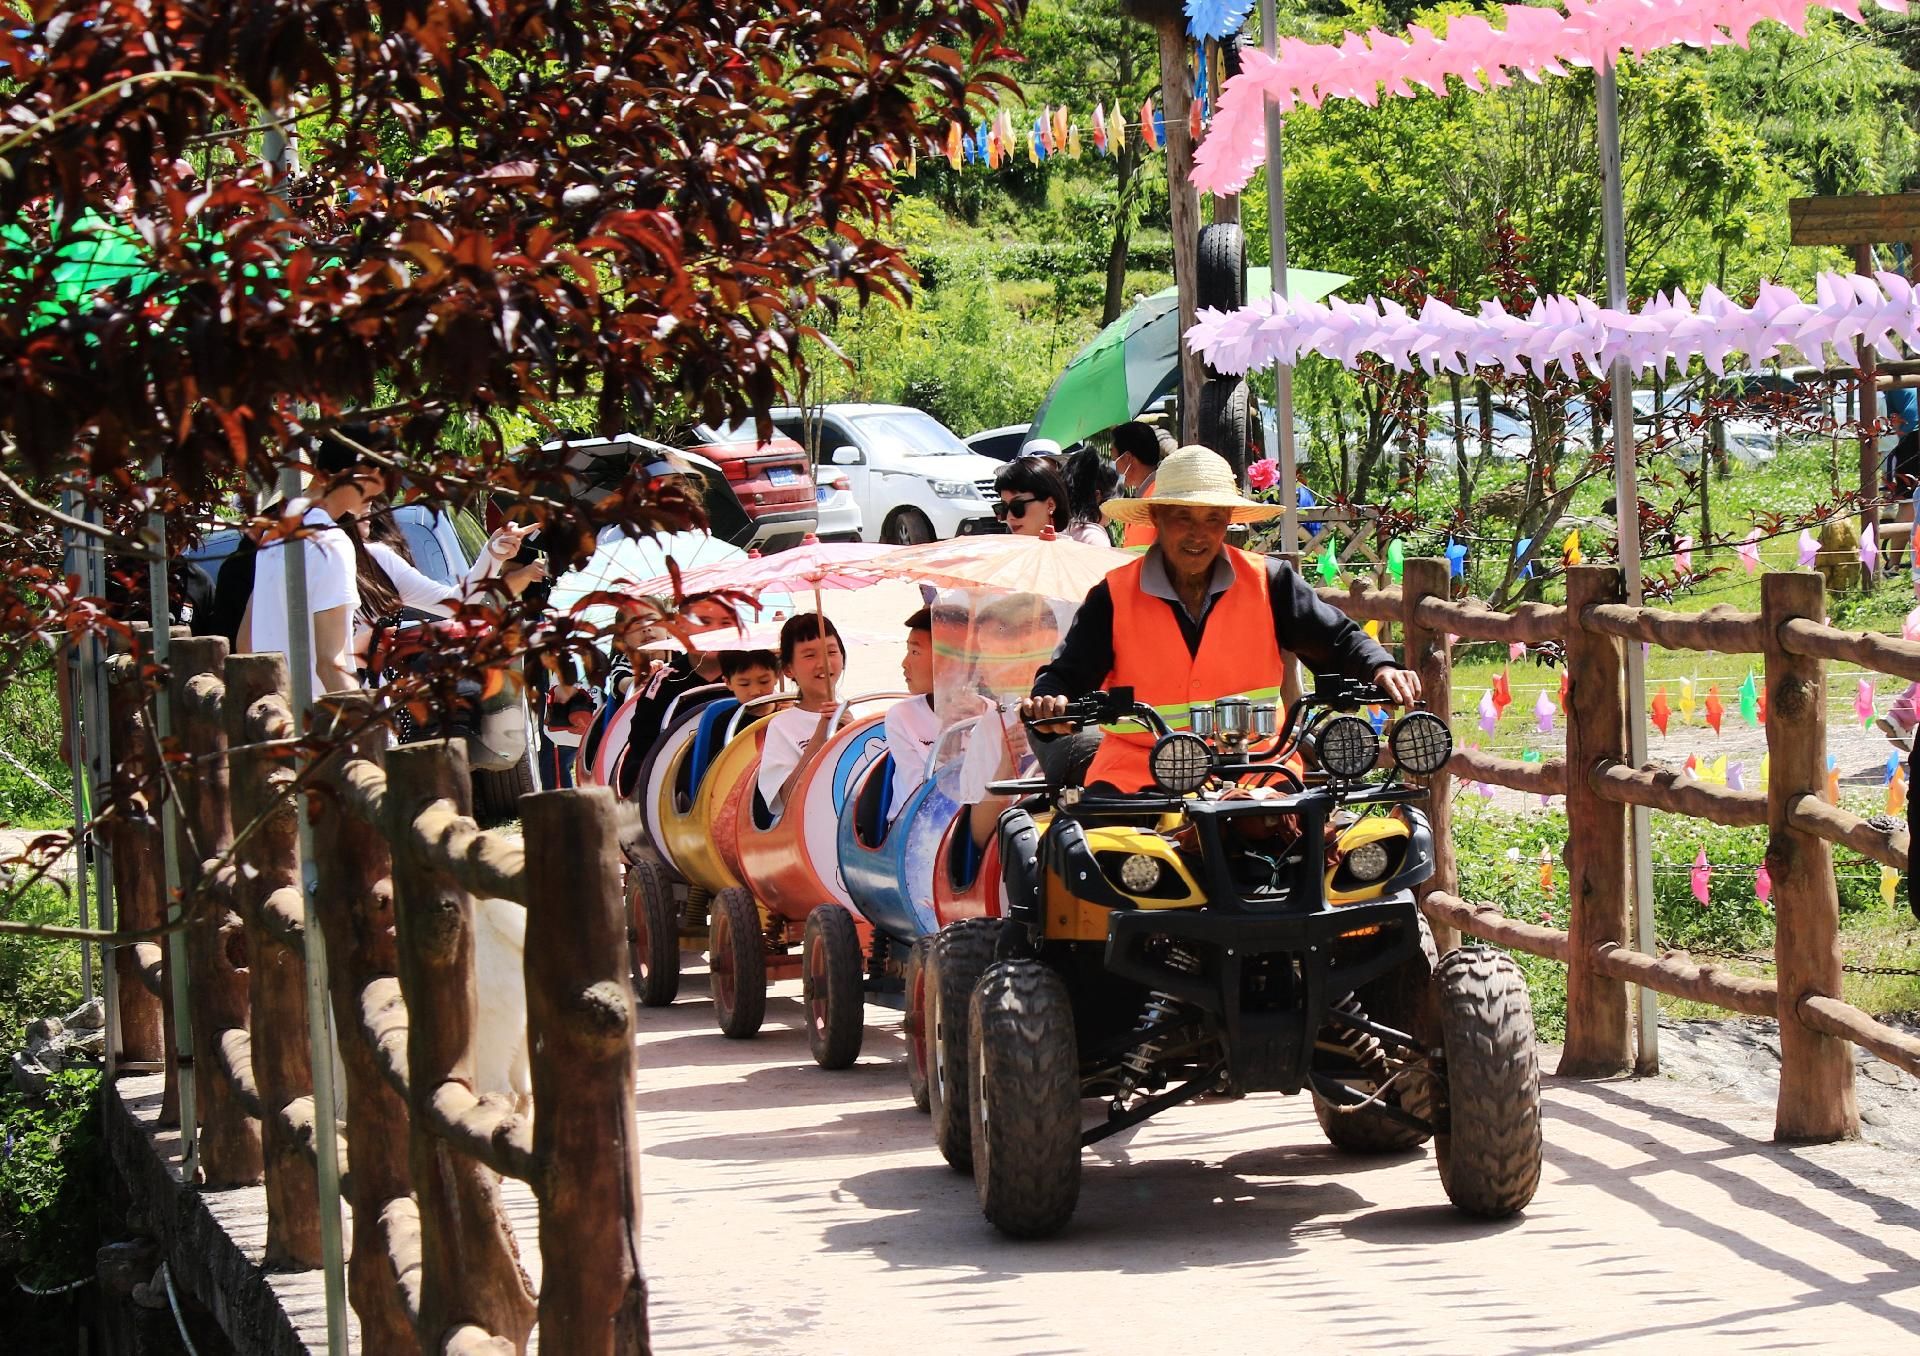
[766,467,802,487]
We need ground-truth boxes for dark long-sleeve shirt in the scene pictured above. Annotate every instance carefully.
[1031,550,1392,699]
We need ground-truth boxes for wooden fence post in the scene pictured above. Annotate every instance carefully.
[171,637,263,1187]
[1761,572,1860,1141]
[1559,565,1635,1076]
[522,786,648,1353]
[225,654,322,1266]
[104,629,167,1080]
[1401,557,1459,956]
[386,739,537,1351]
[309,694,416,1351]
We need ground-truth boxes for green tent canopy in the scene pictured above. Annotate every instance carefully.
[1028,266,1349,450]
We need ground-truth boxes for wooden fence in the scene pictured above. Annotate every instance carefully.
[112,636,646,1353]
[1321,558,1920,1140]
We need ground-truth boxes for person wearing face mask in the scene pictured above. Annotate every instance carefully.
[1021,446,1421,793]
[1110,420,1174,551]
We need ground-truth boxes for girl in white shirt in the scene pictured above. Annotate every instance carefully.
[756,614,846,821]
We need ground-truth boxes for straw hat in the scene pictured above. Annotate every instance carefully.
[1100,445,1282,525]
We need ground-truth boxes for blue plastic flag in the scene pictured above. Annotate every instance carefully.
[1153,106,1166,146]
[1446,541,1469,578]
[1368,705,1388,734]
[1516,536,1534,580]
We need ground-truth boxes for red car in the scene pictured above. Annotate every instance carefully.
[686,422,819,553]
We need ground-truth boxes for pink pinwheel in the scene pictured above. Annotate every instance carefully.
[1857,677,1877,727]
[1798,529,1819,568]
[1738,528,1762,573]
[1478,688,1499,735]
[1534,689,1556,734]
[1691,850,1712,907]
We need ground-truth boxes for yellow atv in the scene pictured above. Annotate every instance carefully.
[924,677,1542,1238]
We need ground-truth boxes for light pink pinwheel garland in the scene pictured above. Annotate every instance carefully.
[1193,0,1912,194]
[1187,272,1920,380]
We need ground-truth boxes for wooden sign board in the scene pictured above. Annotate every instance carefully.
[1789,193,1920,248]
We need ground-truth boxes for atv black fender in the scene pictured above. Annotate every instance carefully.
[999,808,1045,926]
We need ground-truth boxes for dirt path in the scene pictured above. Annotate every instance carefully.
[635,962,1920,1355]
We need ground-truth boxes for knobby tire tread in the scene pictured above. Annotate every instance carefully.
[1431,946,1542,1218]
[970,960,1082,1239]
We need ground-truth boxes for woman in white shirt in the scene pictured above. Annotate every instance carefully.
[755,614,846,821]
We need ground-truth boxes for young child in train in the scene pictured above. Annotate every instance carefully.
[883,607,940,818]
[755,614,845,820]
[720,649,781,706]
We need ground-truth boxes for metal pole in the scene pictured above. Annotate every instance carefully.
[59,503,95,1005]
[278,459,348,1354]
[1598,59,1659,1074]
[78,499,121,1078]
[265,115,348,1353]
[1261,0,1299,553]
[147,464,197,1178]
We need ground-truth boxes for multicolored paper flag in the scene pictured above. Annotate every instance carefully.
[1492,669,1513,715]
[1704,685,1724,735]
[1798,528,1819,568]
[1727,761,1745,791]
[1756,862,1772,903]
[1478,689,1499,735]
[1651,688,1671,735]
[1826,753,1840,803]
[1691,850,1712,907]
[1067,122,1083,158]
[1675,536,1694,574]
[1558,670,1569,714]
[946,121,964,169]
[1738,672,1759,727]
[1883,864,1900,907]
[1563,529,1582,568]
[1857,678,1877,727]
[1679,677,1695,726]
[1540,847,1555,897]
[1509,641,1527,662]
[1140,95,1159,149]
[1318,537,1338,584]
[1738,528,1762,573]
[1387,539,1405,582]
[1888,765,1907,815]
[1862,524,1880,574]
[1092,101,1108,152]
[1534,690,1556,734]
[1706,755,1727,785]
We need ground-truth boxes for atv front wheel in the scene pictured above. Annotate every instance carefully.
[709,886,768,1040]
[1429,946,1542,1217]
[904,936,932,1112]
[627,849,681,1008]
[970,960,1082,1239]
[803,906,866,1069]
[926,919,1000,1172]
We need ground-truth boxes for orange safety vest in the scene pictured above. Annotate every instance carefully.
[1120,474,1156,551]
[1083,546,1286,792]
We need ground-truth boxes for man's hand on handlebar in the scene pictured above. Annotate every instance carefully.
[1020,693,1077,735]
[1372,665,1422,708]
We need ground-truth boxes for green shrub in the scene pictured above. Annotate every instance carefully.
[0,658,72,831]
[0,881,82,1050]
[0,1067,108,1291]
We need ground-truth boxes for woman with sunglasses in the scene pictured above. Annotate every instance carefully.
[992,456,1108,544]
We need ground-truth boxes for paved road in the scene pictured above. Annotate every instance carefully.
[636,962,1920,1356]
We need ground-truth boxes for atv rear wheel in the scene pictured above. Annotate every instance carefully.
[803,907,866,1069]
[709,886,767,1040]
[904,936,932,1112]
[1429,946,1542,1217]
[970,960,1082,1239]
[627,849,681,1008]
[927,918,1000,1172]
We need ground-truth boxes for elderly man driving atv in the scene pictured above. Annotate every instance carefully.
[1019,445,1421,788]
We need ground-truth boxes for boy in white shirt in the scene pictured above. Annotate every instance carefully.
[883,607,941,817]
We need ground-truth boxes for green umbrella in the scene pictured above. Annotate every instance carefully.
[1028,265,1349,449]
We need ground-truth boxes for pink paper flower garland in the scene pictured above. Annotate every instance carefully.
[1187,271,1920,378]
[1193,0,1911,194]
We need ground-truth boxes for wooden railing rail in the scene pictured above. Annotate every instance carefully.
[1348,559,1920,1136]
[118,646,647,1354]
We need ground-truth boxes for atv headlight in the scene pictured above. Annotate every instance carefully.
[1388,710,1453,776]
[1149,732,1213,794]
[1117,853,1163,893]
[1316,715,1379,779]
[1345,840,1393,883]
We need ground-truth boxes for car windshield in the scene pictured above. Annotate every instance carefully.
[707,419,792,451]
[852,410,971,458]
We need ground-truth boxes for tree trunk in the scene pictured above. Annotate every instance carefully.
[1102,151,1136,327]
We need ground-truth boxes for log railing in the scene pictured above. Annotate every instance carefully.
[119,643,645,1353]
[1332,559,1918,1139]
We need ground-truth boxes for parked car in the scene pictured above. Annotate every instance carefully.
[683,422,819,551]
[813,464,864,542]
[552,433,804,554]
[964,423,1031,462]
[181,505,538,822]
[1630,389,1776,465]
[1422,401,1533,463]
[768,404,1002,544]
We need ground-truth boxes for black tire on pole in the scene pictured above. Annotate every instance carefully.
[1196,376,1252,484]
[1426,946,1543,1218]
[802,906,867,1070]
[1196,222,1246,317]
[709,886,767,1040]
[970,960,1083,1239]
[627,849,682,1008]
[926,918,1001,1173]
